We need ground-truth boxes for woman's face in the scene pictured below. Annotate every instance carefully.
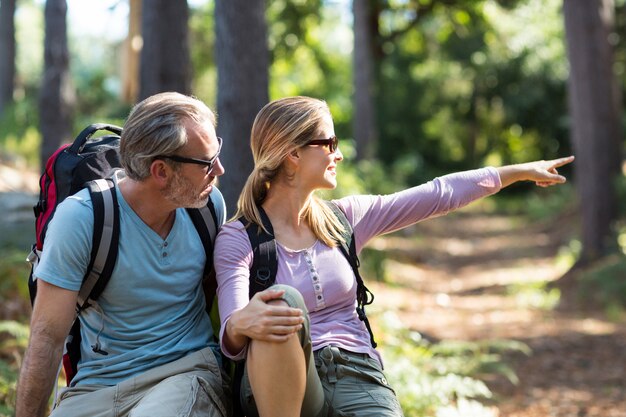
[298,113,343,190]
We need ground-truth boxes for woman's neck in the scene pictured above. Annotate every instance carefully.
[262,183,317,248]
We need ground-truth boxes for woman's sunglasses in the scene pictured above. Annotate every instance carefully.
[306,135,338,153]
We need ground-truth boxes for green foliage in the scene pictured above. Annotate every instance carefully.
[189,1,217,106]
[0,83,41,166]
[0,358,18,417]
[376,0,569,182]
[507,281,561,310]
[268,0,353,136]
[616,175,626,227]
[0,320,29,417]
[578,254,626,317]
[0,250,29,299]
[15,1,44,83]
[7,0,577,179]
[376,312,529,416]
[489,182,576,220]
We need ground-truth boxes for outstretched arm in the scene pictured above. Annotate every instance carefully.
[497,156,575,188]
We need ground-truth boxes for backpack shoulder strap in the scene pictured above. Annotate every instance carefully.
[240,206,277,299]
[186,198,219,274]
[325,200,377,348]
[186,198,220,312]
[77,178,120,311]
[324,201,355,261]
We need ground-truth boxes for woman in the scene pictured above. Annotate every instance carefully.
[214,96,574,417]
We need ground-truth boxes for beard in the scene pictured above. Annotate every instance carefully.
[162,170,210,208]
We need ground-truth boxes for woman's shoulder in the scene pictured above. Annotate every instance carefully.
[215,218,254,262]
[218,218,247,236]
[330,194,380,222]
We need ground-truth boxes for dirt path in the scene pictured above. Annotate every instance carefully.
[368,209,626,417]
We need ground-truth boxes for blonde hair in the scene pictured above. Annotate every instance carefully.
[120,92,216,181]
[234,96,345,246]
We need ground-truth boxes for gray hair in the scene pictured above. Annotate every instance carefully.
[120,92,216,180]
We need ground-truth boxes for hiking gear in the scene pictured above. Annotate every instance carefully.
[240,201,377,348]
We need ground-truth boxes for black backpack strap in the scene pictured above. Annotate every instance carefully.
[77,178,120,311]
[68,124,123,155]
[186,198,219,311]
[241,202,377,348]
[240,206,278,299]
[325,201,377,348]
[187,199,219,274]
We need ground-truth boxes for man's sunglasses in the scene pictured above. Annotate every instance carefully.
[306,135,338,153]
[156,136,222,173]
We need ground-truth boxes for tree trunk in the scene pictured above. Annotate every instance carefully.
[215,0,269,213]
[352,0,378,160]
[563,0,623,262]
[39,0,74,171]
[0,0,16,117]
[139,0,191,100]
[121,0,142,104]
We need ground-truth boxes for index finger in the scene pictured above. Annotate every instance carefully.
[549,155,575,168]
[267,305,304,317]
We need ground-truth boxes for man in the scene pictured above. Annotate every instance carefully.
[16,92,230,417]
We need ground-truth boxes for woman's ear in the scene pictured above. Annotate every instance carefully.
[286,148,300,164]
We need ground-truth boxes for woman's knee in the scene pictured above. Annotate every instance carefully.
[268,284,307,313]
[263,285,311,349]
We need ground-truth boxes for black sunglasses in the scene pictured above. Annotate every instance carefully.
[306,135,338,153]
[156,136,222,172]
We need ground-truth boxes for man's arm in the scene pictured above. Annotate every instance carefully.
[16,280,78,417]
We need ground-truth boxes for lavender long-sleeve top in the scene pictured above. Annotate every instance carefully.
[214,167,502,366]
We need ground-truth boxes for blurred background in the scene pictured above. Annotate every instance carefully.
[0,0,625,416]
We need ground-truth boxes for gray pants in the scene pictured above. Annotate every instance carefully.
[49,347,231,417]
[240,285,403,417]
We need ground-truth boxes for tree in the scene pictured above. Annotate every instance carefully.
[121,0,141,104]
[215,0,269,213]
[352,0,379,160]
[563,0,623,262]
[39,0,74,170]
[0,0,16,118]
[139,0,191,100]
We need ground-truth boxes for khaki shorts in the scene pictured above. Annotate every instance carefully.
[239,284,403,417]
[49,347,231,417]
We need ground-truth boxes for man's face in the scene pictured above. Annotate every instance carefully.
[162,120,224,208]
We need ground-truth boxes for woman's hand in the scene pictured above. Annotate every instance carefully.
[226,288,304,346]
[497,156,575,188]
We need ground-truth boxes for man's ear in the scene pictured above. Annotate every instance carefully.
[150,160,171,187]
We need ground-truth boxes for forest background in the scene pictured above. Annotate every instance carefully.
[0,0,625,416]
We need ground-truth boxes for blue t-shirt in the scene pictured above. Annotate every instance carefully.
[35,172,226,386]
